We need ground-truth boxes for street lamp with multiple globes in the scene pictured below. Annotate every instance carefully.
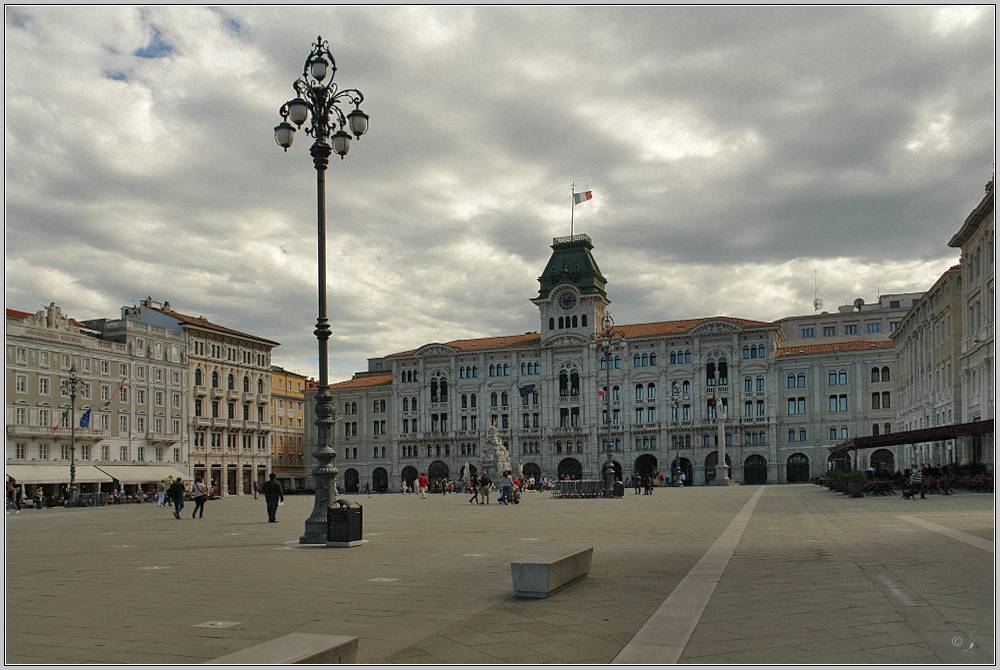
[60,365,80,504]
[590,312,626,498]
[274,36,369,544]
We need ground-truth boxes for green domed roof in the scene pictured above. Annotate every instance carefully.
[536,234,607,300]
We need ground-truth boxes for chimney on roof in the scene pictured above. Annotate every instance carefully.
[163,301,171,311]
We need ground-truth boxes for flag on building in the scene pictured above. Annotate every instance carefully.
[117,377,127,391]
[518,384,536,398]
[573,190,593,205]
[598,388,606,398]
[80,408,92,429]
[55,407,70,431]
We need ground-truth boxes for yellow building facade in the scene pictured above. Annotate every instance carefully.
[270,365,309,491]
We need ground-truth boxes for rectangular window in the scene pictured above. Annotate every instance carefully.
[844,325,858,335]
[39,444,48,460]
[801,328,815,338]
[823,327,836,337]
[866,323,881,333]
[39,377,50,395]
[16,375,27,393]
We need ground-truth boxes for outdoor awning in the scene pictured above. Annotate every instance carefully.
[94,465,189,484]
[5,464,113,485]
[830,419,994,454]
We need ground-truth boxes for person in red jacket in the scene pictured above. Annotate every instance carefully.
[418,473,429,499]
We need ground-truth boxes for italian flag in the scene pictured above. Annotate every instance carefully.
[573,191,593,205]
[598,388,606,398]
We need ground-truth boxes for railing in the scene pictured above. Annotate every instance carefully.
[550,479,604,498]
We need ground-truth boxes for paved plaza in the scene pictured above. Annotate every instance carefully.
[4,484,995,665]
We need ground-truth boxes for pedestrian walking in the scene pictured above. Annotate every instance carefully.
[6,480,20,515]
[499,471,513,505]
[418,473,429,499]
[911,464,926,499]
[634,475,641,495]
[480,473,492,505]
[167,477,185,519]
[469,473,480,504]
[253,481,259,500]
[156,480,166,506]
[191,477,208,519]
[262,473,284,522]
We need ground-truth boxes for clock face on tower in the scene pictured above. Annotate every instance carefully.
[557,291,578,310]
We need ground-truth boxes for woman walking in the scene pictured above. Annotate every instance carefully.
[191,477,208,518]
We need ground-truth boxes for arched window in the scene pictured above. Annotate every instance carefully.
[582,315,587,327]
[650,353,656,365]
[460,394,467,409]
[503,364,509,376]
[872,424,880,436]
[743,345,750,359]
[829,371,837,386]
[212,371,219,388]
[682,381,690,395]
[469,394,476,407]
[570,370,580,396]
[745,377,753,392]
[634,354,641,367]
[491,392,498,407]
[757,345,765,358]
[440,380,448,402]
[558,317,564,329]
[745,401,753,417]
[881,366,891,382]
[839,370,847,385]
[872,392,880,409]
[257,378,264,394]
[871,367,880,383]
[787,374,796,389]
[559,372,568,397]
[884,423,891,434]
[501,391,509,407]
[345,402,351,414]
[719,360,728,385]
[882,391,890,409]
[195,368,203,386]
[706,361,716,385]
[789,429,795,442]
[243,375,250,392]
[228,374,235,390]
[799,429,806,441]
[796,373,805,388]
[756,376,764,391]
[430,380,439,403]
[642,354,649,367]
[380,400,386,412]
[403,397,409,412]
[670,352,677,364]
[572,315,578,328]
[685,350,692,363]
[549,318,555,330]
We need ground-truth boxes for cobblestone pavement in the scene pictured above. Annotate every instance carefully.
[4,484,994,665]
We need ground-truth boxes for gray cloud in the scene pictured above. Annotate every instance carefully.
[5,6,993,383]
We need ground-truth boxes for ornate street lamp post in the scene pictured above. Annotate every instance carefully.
[590,312,626,498]
[274,36,369,544]
[60,365,80,504]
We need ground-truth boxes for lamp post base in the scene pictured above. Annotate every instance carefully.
[710,464,736,486]
[299,517,329,545]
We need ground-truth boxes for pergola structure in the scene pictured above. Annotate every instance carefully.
[830,419,994,469]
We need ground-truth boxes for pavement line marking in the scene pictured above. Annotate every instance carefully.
[612,486,766,665]
[898,515,994,553]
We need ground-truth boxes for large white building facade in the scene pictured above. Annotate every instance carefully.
[309,233,942,493]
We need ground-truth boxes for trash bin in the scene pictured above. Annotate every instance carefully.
[327,501,363,543]
[46,496,59,509]
[613,482,625,498]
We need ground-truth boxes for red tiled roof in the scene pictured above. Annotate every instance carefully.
[144,305,280,346]
[6,309,33,320]
[388,316,773,357]
[329,374,394,390]
[618,317,773,339]
[6,308,96,332]
[775,340,894,357]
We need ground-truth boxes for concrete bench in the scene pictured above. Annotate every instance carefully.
[204,632,358,664]
[511,546,593,598]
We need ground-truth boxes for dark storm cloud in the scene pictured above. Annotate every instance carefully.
[4,6,993,382]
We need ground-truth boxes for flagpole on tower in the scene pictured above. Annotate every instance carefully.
[570,182,575,238]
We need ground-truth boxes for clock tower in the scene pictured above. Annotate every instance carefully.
[532,234,609,344]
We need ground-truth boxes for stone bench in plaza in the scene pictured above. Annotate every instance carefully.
[511,546,594,598]
[204,632,358,664]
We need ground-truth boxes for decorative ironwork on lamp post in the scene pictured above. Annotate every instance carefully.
[590,312,626,498]
[274,36,369,544]
[60,365,80,504]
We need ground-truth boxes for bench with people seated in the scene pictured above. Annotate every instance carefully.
[511,546,593,598]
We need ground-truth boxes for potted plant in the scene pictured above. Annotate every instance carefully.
[845,470,865,498]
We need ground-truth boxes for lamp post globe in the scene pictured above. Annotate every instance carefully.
[274,36,369,545]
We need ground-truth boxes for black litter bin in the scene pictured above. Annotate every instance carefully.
[327,500,363,543]
[613,482,625,497]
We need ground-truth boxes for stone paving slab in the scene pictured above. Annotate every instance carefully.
[4,484,995,665]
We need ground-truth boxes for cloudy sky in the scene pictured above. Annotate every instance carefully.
[5,6,995,383]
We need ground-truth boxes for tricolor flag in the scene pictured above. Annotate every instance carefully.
[80,408,92,429]
[708,393,716,409]
[55,407,70,431]
[573,191,593,205]
[598,388,606,398]
[117,377,127,391]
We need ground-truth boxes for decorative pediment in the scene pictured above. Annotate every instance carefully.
[414,343,458,358]
[689,320,742,336]
[542,333,591,348]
